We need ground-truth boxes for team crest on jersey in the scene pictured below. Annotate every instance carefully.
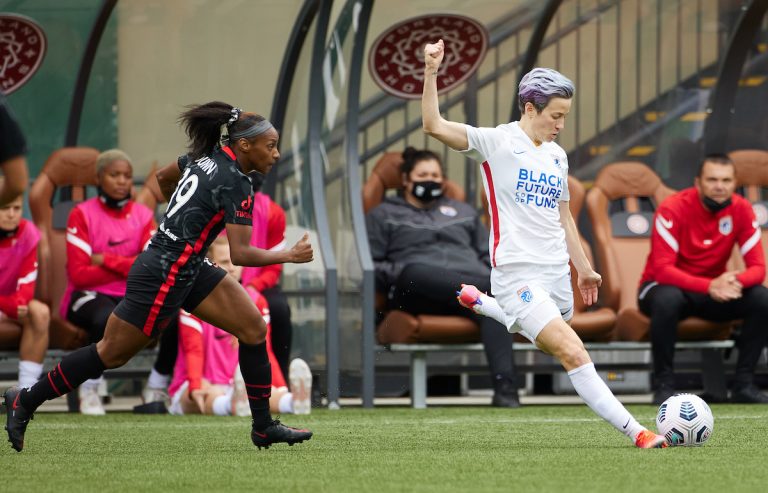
[718,215,733,235]
[439,205,458,217]
[517,286,533,303]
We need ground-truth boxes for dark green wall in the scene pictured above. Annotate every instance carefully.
[1,0,117,176]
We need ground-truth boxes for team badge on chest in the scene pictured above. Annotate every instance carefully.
[718,215,733,236]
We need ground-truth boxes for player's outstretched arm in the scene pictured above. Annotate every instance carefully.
[226,223,313,267]
[421,39,469,151]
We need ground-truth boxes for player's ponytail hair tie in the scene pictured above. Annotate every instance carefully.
[219,107,242,145]
[227,107,242,127]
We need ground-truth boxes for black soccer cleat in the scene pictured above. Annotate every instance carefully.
[251,419,313,450]
[3,387,33,452]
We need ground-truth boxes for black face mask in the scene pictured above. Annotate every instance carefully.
[98,187,130,209]
[702,195,732,213]
[411,180,444,203]
[0,226,18,239]
[251,172,266,193]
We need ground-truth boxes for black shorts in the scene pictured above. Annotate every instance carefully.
[113,251,227,338]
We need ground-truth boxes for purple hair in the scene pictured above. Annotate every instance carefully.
[517,68,574,113]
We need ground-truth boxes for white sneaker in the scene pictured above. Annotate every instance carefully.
[79,385,106,416]
[289,358,312,415]
[232,365,251,417]
[142,385,170,407]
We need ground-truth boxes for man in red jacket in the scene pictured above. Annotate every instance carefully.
[638,154,768,404]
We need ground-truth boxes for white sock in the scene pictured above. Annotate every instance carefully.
[147,368,170,389]
[568,363,645,440]
[475,293,507,326]
[82,376,103,391]
[18,360,43,389]
[278,392,294,414]
[212,394,232,416]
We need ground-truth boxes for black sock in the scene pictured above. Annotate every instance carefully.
[238,341,272,429]
[20,344,106,412]
[153,320,179,375]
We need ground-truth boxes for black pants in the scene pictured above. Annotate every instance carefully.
[388,263,516,383]
[262,285,293,380]
[67,290,178,376]
[638,282,768,388]
[67,291,122,343]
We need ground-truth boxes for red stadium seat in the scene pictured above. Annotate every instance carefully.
[566,176,617,341]
[730,149,768,288]
[28,147,99,349]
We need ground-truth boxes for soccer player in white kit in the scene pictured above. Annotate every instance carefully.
[422,39,669,448]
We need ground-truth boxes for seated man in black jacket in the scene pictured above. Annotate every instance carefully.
[366,147,519,407]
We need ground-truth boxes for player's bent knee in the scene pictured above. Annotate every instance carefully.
[564,347,591,369]
[237,319,267,345]
[25,300,50,334]
[27,299,50,321]
[553,338,589,369]
[96,341,135,369]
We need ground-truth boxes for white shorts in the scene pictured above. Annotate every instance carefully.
[491,262,574,342]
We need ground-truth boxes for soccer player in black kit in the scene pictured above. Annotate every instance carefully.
[3,101,314,452]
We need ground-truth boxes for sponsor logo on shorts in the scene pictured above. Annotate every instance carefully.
[517,285,533,303]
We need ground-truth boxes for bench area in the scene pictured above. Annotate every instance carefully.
[379,340,736,408]
[0,349,158,411]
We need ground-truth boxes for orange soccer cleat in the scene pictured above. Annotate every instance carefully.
[634,429,669,449]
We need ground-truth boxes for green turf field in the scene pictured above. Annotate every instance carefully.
[3,404,767,493]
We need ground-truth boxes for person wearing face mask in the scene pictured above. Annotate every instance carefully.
[637,154,768,404]
[59,149,158,415]
[366,147,520,407]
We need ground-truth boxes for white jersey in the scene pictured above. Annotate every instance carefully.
[460,121,570,268]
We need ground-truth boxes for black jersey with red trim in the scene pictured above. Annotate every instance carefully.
[146,145,253,281]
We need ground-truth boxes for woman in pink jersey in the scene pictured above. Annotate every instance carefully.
[0,195,49,389]
[168,235,311,416]
[61,149,157,415]
[422,39,670,448]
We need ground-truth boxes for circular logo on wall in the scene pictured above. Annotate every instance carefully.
[0,14,47,95]
[369,14,488,100]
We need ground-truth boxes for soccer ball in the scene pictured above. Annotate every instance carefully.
[656,393,714,446]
